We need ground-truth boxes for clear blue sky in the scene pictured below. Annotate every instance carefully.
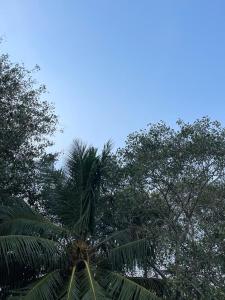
[1,0,225,157]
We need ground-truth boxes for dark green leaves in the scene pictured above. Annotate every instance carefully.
[101,272,159,300]
[110,239,154,270]
[13,270,62,300]
[46,139,111,236]
[0,204,68,239]
[0,52,58,206]
[0,235,60,270]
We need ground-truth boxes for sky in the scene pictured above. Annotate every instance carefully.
[1,0,225,159]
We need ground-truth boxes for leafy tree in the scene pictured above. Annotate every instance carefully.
[0,51,58,205]
[0,141,161,299]
[110,117,225,299]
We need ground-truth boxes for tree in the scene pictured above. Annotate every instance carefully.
[111,117,225,298]
[0,141,161,299]
[0,51,58,205]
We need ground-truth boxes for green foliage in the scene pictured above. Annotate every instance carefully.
[0,203,69,239]
[0,51,58,206]
[110,239,154,270]
[66,267,78,300]
[100,272,159,300]
[42,140,112,236]
[109,117,225,298]
[0,140,158,299]
[11,271,63,300]
[1,54,224,299]
[0,235,60,272]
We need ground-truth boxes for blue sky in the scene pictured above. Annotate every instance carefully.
[1,0,225,157]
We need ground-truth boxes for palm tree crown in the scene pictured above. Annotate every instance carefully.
[0,140,162,299]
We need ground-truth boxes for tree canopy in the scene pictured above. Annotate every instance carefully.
[103,117,225,298]
[0,141,161,300]
[0,52,58,206]
[0,50,225,299]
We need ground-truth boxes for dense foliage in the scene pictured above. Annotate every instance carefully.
[0,51,225,299]
[0,141,161,299]
[0,52,58,206]
[102,118,225,299]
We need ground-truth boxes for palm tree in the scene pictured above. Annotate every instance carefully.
[0,141,163,299]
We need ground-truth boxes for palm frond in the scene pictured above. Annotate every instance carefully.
[100,271,160,300]
[60,264,105,300]
[83,261,97,300]
[66,266,78,300]
[129,277,169,298]
[0,235,60,270]
[11,270,62,300]
[0,207,69,239]
[94,229,131,250]
[0,205,69,238]
[80,261,107,300]
[60,139,111,236]
[100,140,112,174]
[110,239,154,270]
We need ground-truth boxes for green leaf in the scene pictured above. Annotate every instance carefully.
[54,139,111,236]
[0,235,60,270]
[101,271,160,300]
[110,239,153,269]
[94,229,131,250]
[66,266,77,300]
[84,261,97,300]
[129,277,169,298]
[13,270,62,300]
[81,261,107,300]
[0,205,68,238]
